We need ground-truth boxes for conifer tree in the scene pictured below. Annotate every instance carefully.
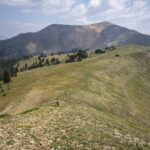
[3,70,11,84]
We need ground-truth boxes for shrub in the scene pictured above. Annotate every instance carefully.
[105,47,110,50]
[38,56,41,60]
[77,57,82,62]
[55,58,60,64]
[0,114,10,119]
[51,57,56,64]
[111,46,116,50]
[95,49,105,54]
[14,72,17,77]
[46,59,50,65]
[105,46,116,50]
[42,58,45,62]
[25,64,28,68]
[115,54,120,57]
[51,57,55,62]
[76,50,88,59]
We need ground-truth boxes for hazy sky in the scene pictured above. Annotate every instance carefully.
[0,0,150,38]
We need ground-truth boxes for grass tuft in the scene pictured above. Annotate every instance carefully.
[0,113,10,118]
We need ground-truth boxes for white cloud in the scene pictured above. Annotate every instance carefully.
[109,0,127,10]
[0,0,39,7]
[0,0,149,22]
[59,2,89,24]
[0,0,150,35]
[41,0,75,14]
[74,17,91,24]
[89,0,102,8]
[21,8,38,13]
[85,0,150,31]
[72,3,87,17]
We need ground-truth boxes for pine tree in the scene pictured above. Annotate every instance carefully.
[51,57,55,64]
[46,59,50,65]
[3,70,11,84]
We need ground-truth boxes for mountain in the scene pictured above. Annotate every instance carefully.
[0,45,150,149]
[0,21,150,58]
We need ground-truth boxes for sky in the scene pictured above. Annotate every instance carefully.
[0,0,150,38]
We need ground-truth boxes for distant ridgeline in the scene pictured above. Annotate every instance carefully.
[0,46,116,83]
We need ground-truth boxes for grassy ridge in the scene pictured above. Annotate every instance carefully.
[0,45,150,149]
[0,45,150,123]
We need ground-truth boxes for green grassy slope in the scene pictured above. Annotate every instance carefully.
[0,45,150,149]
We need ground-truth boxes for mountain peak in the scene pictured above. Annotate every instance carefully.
[44,21,113,29]
[0,21,150,58]
[42,21,114,33]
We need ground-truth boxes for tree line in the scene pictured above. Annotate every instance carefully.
[0,47,111,84]
[20,55,60,72]
[66,50,88,63]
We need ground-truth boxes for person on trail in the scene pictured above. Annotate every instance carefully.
[56,101,59,107]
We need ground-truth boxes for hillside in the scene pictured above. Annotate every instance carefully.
[0,45,150,149]
[0,22,150,58]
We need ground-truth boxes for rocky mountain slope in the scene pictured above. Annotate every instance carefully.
[0,22,150,58]
[0,102,150,149]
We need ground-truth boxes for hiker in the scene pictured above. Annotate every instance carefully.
[56,101,60,107]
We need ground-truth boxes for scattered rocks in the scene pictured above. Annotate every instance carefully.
[0,103,149,149]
